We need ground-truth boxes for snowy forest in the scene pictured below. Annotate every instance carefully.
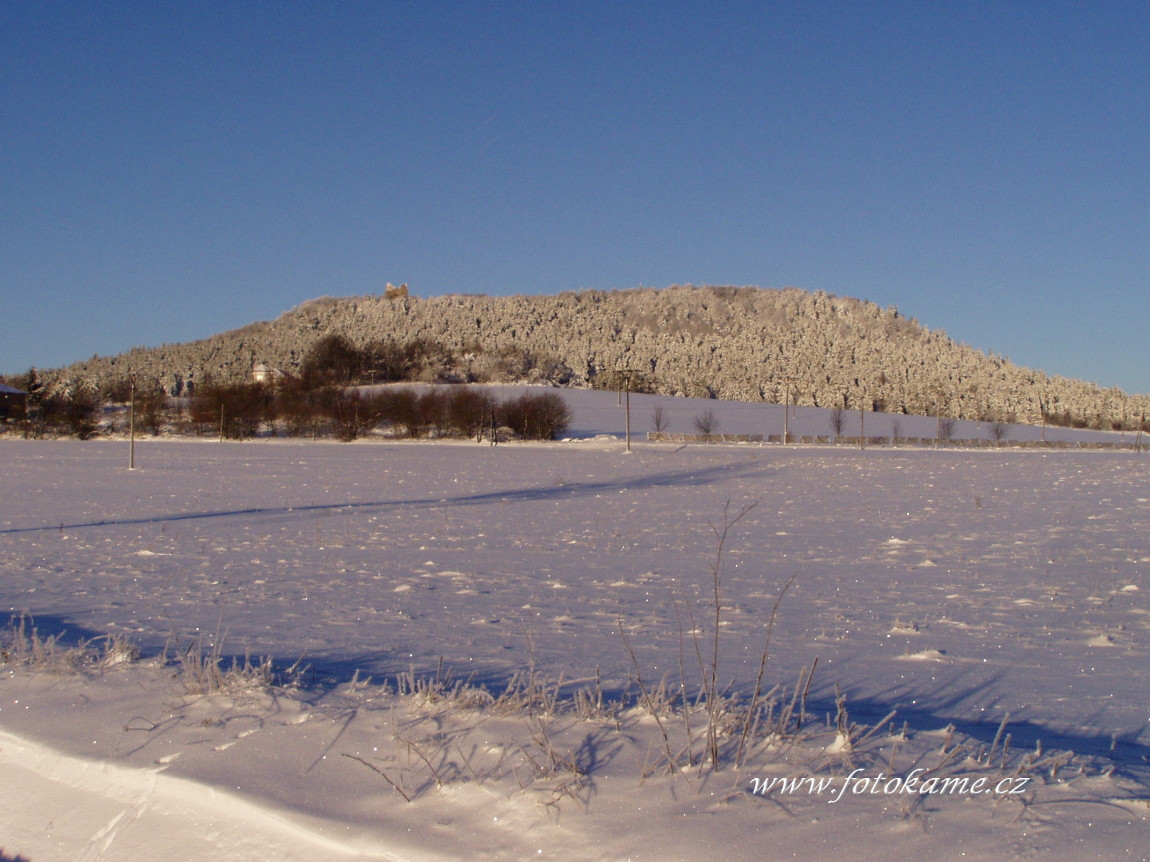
[13,285,1147,431]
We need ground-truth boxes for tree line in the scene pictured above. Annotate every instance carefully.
[185,380,570,442]
[1,335,571,442]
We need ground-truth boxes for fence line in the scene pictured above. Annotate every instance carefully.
[646,432,1142,450]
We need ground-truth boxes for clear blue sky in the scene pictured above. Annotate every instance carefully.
[3,1,1148,392]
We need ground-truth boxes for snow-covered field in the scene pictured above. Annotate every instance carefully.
[2,391,1149,860]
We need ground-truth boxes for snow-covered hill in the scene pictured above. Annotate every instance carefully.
[39,286,1150,427]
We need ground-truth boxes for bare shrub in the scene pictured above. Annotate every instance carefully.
[651,405,669,433]
[829,406,846,438]
[418,389,452,437]
[323,389,383,441]
[191,380,273,438]
[938,416,956,442]
[692,409,718,440]
[498,392,571,440]
[300,333,363,388]
[275,381,328,437]
[39,388,100,439]
[447,387,495,440]
[373,388,423,437]
[990,419,1010,445]
[298,335,456,388]
[364,338,418,382]
[133,384,169,435]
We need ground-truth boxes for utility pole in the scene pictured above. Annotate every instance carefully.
[625,384,631,452]
[128,377,136,470]
[617,368,639,452]
[784,385,790,444]
[781,376,797,443]
[935,392,943,448]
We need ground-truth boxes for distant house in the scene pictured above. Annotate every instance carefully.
[252,364,289,385]
[0,384,27,421]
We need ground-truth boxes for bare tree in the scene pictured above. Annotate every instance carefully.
[447,387,494,441]
[651,405,669,434]
[938,416,956,443]
[693,410,719,441]
[829,406,846,439]
[990,419,1009,446]
[497,392,572,440]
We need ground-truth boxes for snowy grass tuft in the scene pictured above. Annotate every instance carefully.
[163,628,305,695]
[0,611,302,695]
[1,613,139,674]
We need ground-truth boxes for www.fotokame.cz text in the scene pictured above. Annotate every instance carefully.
[748,769,1031,804]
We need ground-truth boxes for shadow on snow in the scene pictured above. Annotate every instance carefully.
[0,459,770,534]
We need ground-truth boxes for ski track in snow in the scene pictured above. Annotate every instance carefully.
[2,393,1149,859]
[0,727,415,862]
